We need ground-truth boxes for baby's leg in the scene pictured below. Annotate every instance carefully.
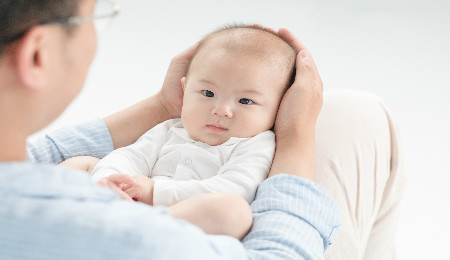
[59,156,101,173]
[168,193,252,240]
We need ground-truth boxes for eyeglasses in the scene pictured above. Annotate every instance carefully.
[65,0,120,32]
[2,0,120,44]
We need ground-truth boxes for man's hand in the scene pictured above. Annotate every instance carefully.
[274,49,323,138]
[268,28,323,181]
[123,175,155,205]
[97,174,154,205]
[97,174,135,201]
[157,43,199,119]
[103,43,198,149]
[275,28,323,138]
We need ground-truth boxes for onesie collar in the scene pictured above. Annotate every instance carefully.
[170,120,250,147]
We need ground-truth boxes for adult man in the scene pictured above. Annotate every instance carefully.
[1,1,405,259]
[1,1,339,259]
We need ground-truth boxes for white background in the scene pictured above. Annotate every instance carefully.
[33,0,450,259]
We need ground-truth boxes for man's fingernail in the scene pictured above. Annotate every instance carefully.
[300,50,311,60]
[97,179,107,187]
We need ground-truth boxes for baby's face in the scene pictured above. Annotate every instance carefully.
[181,47,288,146]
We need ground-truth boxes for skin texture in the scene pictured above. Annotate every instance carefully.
[181,28,296,146]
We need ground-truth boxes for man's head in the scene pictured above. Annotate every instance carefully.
[0,0,80,55]
[181,25,297,146]
[0,0,98,136]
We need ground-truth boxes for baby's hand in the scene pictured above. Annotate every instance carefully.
[97,174,135,201]
[123,175,155,205]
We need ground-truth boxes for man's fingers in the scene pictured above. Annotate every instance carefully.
[296,50,314,75]
[294,50,324,102]
[112,187,133,201]
[250,23,277,34]
[97,179,108,188]
[106,174,135,187]
[123,186,139,200]
[278,28,307,52]
[251,26,306,52]
[173,42,199,64]
[296,50,320,85]
[97,178,134,201]
[114,188,134,201]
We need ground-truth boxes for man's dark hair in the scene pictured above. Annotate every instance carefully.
[0,0,80,54]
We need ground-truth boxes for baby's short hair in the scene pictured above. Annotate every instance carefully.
[187,24,297,91]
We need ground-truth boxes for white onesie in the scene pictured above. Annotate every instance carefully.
[91,118,275,206]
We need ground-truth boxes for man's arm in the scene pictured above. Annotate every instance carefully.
[104,44,198,149]
[242,29,340,259]
[244,175,340,259]
[27,44,197,164]
[269,29,323,181]
[27,119,114,164]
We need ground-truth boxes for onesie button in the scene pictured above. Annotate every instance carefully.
[184,158,192,165]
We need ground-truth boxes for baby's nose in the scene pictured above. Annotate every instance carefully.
[212,102,233,118]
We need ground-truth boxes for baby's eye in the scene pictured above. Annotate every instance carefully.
[202,90,214,97]
[239,98,254,105]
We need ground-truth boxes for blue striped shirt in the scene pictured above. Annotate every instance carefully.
[0,119,340,259]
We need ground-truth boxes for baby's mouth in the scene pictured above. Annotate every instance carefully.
[207,124,228,132]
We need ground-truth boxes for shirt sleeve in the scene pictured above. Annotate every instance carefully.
[90,120,173,181]
[0,167,339,259]
[26,119,114,164]
[243,174,341,260]
[152,131,275,206]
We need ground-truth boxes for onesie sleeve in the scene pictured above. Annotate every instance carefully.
[152,131,275,206]
[90,119,175,181]
[26,119,114,164]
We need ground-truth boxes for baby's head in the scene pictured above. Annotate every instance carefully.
[181,24,297,146]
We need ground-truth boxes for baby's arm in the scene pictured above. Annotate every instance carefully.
[150,132,274,239]
[90,120,175,181]
[111,173,252,240]
[152,131,275,206]
[59,156,100,173]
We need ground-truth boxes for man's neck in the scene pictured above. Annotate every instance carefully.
[0,129,27,161]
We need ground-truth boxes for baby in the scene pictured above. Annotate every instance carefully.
[61,24,296,239]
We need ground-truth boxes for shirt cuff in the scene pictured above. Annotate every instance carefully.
[27,119,114,164]
[252,174,341,249]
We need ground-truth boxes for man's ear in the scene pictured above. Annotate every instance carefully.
[14,26,50,90]
[181,77,187,91]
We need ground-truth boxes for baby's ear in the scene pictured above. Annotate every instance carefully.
[181,77,187,91]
